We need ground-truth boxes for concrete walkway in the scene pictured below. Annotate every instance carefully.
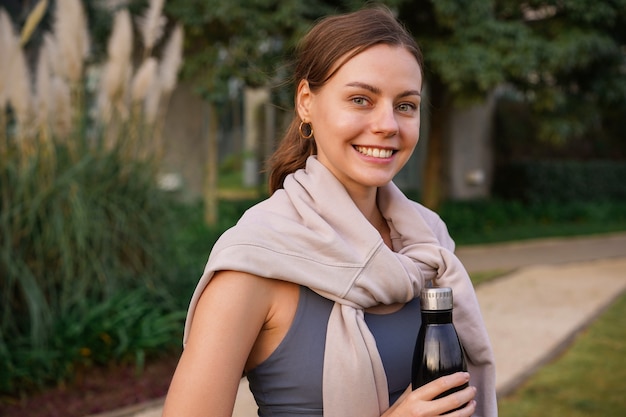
[89,232,626,417]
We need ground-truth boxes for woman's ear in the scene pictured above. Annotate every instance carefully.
[296,79,312,121]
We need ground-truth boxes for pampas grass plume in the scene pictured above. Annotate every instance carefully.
[144,80,161,124]
[101,60,130,104]
[97,9,134,124]
[160,24,184,95]
[136,0,166,53]
[108,9,133,64]
[42,33,63,78]
[131,58,158,103]
[101,12,132,99]
[0,9,17,110]
[54,0,90,83]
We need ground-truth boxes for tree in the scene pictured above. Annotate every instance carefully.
[398,0,626,209]
[495,0,626,146]
[398,0,538,208]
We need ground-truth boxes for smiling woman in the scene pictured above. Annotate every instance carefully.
[162,6,497,417]
[296,43,422,200]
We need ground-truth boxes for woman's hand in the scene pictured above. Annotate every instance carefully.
[383,372,477,417]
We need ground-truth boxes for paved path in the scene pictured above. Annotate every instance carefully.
[89,232,626,417]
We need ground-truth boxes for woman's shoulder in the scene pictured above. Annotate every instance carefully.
[206,271,298,303]
[187,272,299,349]
[405,201,455,251]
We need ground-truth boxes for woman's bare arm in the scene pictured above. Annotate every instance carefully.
[162,271,275,417]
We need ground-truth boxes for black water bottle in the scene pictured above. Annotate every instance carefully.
[411,287,468,412]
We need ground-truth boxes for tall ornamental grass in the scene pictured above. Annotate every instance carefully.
[0,0,184,394]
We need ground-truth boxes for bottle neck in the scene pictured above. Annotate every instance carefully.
[420,309,453,324]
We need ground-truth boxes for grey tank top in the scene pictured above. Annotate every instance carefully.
[247,286,421,416]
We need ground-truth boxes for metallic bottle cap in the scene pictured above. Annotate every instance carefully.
[420,287,453,310]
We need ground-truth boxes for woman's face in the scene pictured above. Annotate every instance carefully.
[297,44,422,198]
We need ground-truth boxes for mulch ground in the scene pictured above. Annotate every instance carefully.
[0,354,179,417]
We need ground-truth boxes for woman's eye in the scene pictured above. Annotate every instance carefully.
[352,97,368,106]
[397,103,417,112]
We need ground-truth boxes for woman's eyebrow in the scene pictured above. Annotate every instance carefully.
[345,82,381,95]
[345,82,421,98]
[398,89,422,98]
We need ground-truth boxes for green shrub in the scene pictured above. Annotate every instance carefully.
[493,160,626,203]
[0,137,185,394]
[440,198,626,245]
[0,287,185,394]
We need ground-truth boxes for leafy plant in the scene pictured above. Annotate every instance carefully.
[0,0,185,396]
[0,287,185,394]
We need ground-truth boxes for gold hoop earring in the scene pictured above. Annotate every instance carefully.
[299,121,313,139]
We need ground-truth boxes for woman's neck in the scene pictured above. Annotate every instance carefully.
[351,188,392,249]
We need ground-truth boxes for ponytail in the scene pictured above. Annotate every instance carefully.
[267,117,317,194]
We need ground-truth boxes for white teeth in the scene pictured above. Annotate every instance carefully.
[355,146,393,158]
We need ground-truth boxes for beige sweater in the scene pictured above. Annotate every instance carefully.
[184,156,497,417]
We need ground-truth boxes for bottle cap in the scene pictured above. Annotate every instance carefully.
[420,287,453,310]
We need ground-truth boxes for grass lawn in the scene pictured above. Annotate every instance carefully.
[498,291,626,417]
[470,269,513,287]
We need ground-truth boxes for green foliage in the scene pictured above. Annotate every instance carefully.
[0,0,187,399]
[499,291,626,417]
[0,287,185,394]
[0,140,174,338]
[496,0,626,144]
[439,198,626,245]
[494,94,626,161]
[0,136,183,396]
[399,1,536,102]
[0,0,186,395]
[493,160,626,203]
[398,0,626,144]
[166,0,405,102]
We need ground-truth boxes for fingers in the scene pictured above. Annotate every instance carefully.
[415,372,471,400]
[392,384,476,417]
[409,373,477,416]
[431,385,476,416]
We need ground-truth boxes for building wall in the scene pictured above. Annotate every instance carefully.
[160,82,209,202]
[446,94,496,200]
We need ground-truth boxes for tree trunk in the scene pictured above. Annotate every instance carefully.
[203,103,219,225]
[422,77,451,210]
[243,86,270,188]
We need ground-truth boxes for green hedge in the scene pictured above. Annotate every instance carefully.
[440,199,626,245]
[493,160,626,203]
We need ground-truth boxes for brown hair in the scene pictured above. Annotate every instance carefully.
[267,5,424,193]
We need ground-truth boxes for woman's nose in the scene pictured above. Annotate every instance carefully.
[372,103,399,137]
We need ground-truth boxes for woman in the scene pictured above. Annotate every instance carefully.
[163,6,497,417]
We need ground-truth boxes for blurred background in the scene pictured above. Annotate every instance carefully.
[0,1,625,416]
